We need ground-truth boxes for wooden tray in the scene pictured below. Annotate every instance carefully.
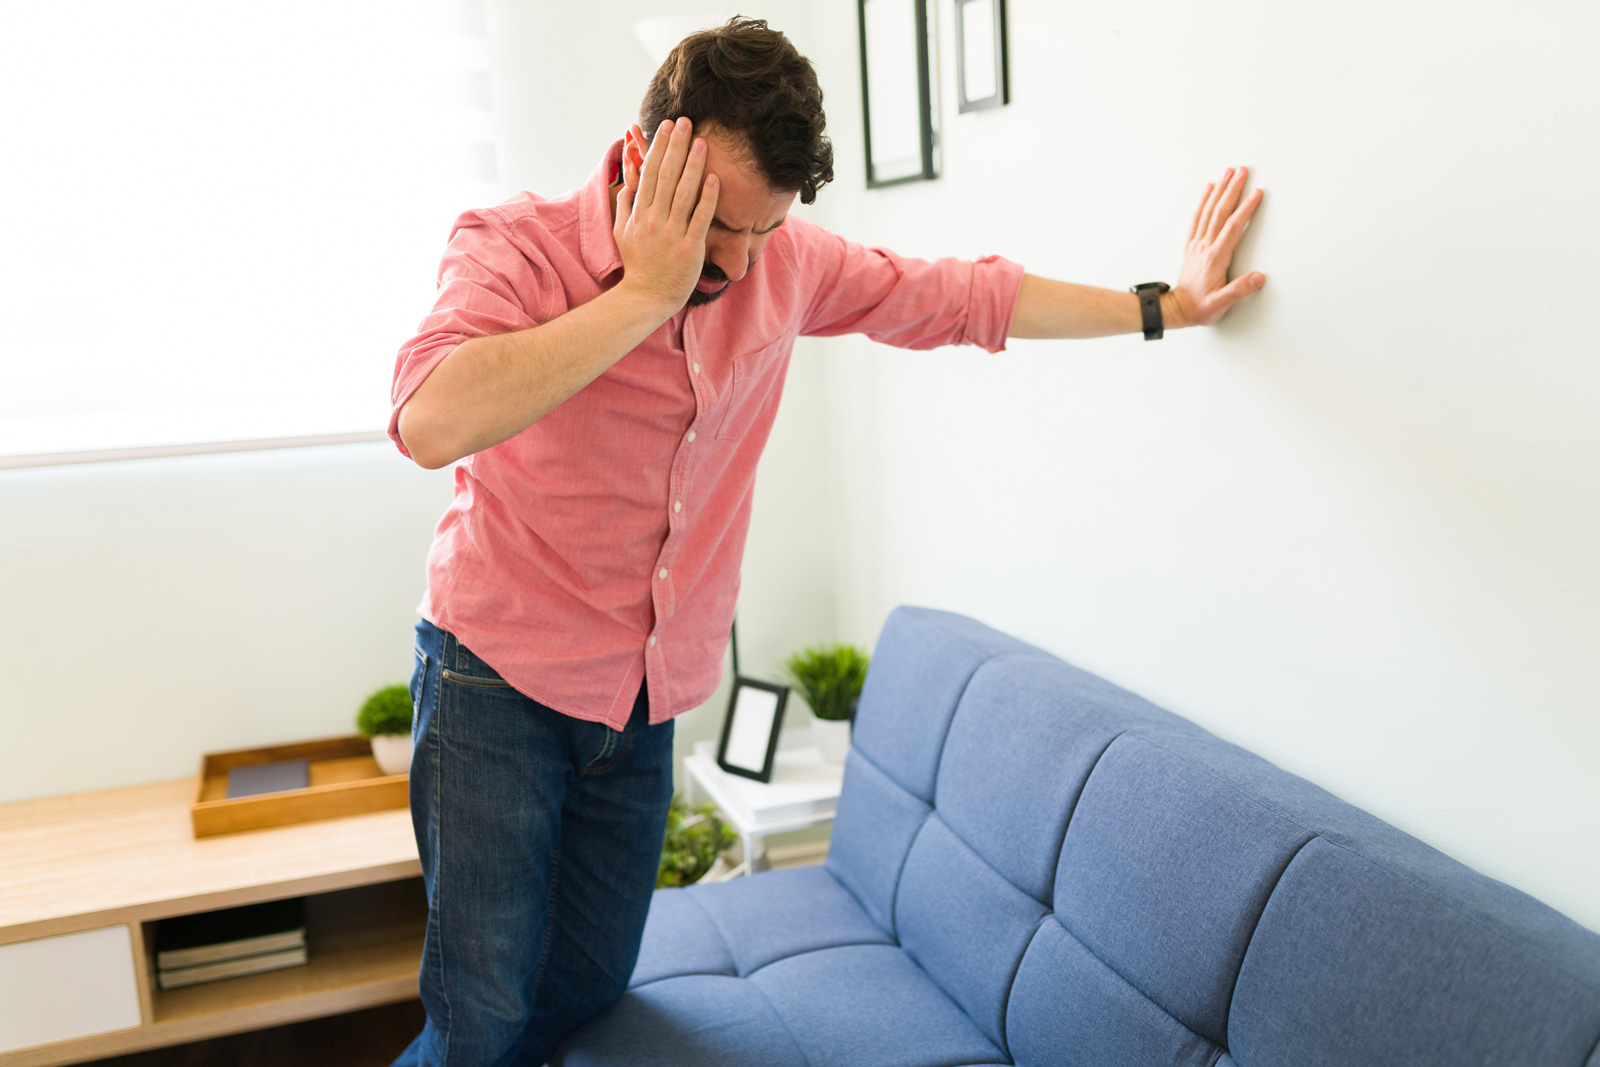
[191,735,408,838]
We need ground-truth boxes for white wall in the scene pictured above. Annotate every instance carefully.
[800,0,1600,930]
[0,445,454,802]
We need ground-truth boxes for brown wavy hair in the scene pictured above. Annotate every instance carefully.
[639,16,833,204]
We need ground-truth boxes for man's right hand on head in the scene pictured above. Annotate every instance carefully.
[613,117,720,317]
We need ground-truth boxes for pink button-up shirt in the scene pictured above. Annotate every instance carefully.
[390,141,1024,729]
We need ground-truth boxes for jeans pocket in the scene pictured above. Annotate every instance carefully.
[441,666,512,688]
[440,636,513,689]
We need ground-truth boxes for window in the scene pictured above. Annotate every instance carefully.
[0,0,506,465]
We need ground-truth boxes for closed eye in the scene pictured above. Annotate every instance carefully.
[711,216,786,235]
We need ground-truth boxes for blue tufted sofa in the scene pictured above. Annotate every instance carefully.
[556,606,1600,1067]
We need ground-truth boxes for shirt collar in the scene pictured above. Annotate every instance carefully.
[578,139,625,282]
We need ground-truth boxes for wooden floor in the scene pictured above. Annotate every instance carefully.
[79,1001,426,1067]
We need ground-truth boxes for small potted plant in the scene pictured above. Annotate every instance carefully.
[357,684,414,776]
[657,795,739,887]
[781,643,869,764]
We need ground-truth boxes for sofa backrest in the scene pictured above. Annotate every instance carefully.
[826,606,1600,1067]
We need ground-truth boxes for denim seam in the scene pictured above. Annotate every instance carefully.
[1582,1023,1600,1067]
[583,725,624,777]
[528,837,564,1009]
[1221,832,1316,1045]
[430,652,454,1063]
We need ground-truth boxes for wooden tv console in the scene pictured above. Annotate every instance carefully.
[0,778,423,1065]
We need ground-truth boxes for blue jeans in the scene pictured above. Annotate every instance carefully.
[391,618,675,1067]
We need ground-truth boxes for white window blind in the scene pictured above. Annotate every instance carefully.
[0,0,506,465]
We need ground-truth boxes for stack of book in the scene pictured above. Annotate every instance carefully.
[155,897,308,990]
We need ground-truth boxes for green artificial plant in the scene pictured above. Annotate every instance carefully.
[780,643,870,722]
[357,684,413,738]
[657,794,737,888]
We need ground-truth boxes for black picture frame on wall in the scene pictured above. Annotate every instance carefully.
[955,0,1008,113]
[857,0,938,188]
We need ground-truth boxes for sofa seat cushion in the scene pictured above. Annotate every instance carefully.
[553,974,810,1067]
[629,865,894,987]
[751,944,1009,1067]
[557,943,1008,1067]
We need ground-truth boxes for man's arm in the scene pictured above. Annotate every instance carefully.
[397,117,717,470]
[1009,166,1266,340]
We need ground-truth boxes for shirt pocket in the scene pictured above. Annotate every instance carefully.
[716,333,793,442]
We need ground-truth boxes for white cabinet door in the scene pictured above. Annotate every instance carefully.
[0,925,143,1052]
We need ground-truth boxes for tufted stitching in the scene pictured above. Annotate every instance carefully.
[746,975,817,1067]
[896,811,1045,1056]
[742,939,910,980]
[848,746,934,938]
[628,937,894,986]
[620,972,814,1067]
[1042,727,1128,902]
[681,889,739,977]
[1131,730,1600,998]
[1040,913,1222,1059]
[982,725,1128,1053]
[1053,731,1314,1044]
[996,912,1053,1056]
[1220,832,1315,1046]
[862,639,997,803]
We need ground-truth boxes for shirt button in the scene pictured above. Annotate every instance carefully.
[686,430,696,442]
[673,500,682,513]
[658,568,669,580]
[648,635,657,647]
[692,362,701,375]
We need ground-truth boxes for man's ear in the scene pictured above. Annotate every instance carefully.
[623,126,646,172]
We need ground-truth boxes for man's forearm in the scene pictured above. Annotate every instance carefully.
[1007,273,1186,340]
[397,283,670,469]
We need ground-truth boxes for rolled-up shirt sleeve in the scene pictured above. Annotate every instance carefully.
[794,220,1025,353]
[388,209,554,459]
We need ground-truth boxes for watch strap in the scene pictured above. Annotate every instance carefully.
[1131,282,1170,340]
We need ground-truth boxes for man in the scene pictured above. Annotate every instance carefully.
[388,16,1263,1067]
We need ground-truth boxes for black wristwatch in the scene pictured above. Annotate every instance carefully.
[1130,282,1170,340]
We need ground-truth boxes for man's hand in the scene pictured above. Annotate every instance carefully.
[614,117,720,316]
[1166,166,1266,328]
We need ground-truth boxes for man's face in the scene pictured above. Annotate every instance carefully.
[626,124,797,307]
[691,130,795,306]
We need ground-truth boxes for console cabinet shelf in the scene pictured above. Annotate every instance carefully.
[0,778,423,1066]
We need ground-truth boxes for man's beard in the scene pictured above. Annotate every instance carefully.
[685,262,730,308]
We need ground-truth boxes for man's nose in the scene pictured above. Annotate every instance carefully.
[710,236,751,282]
